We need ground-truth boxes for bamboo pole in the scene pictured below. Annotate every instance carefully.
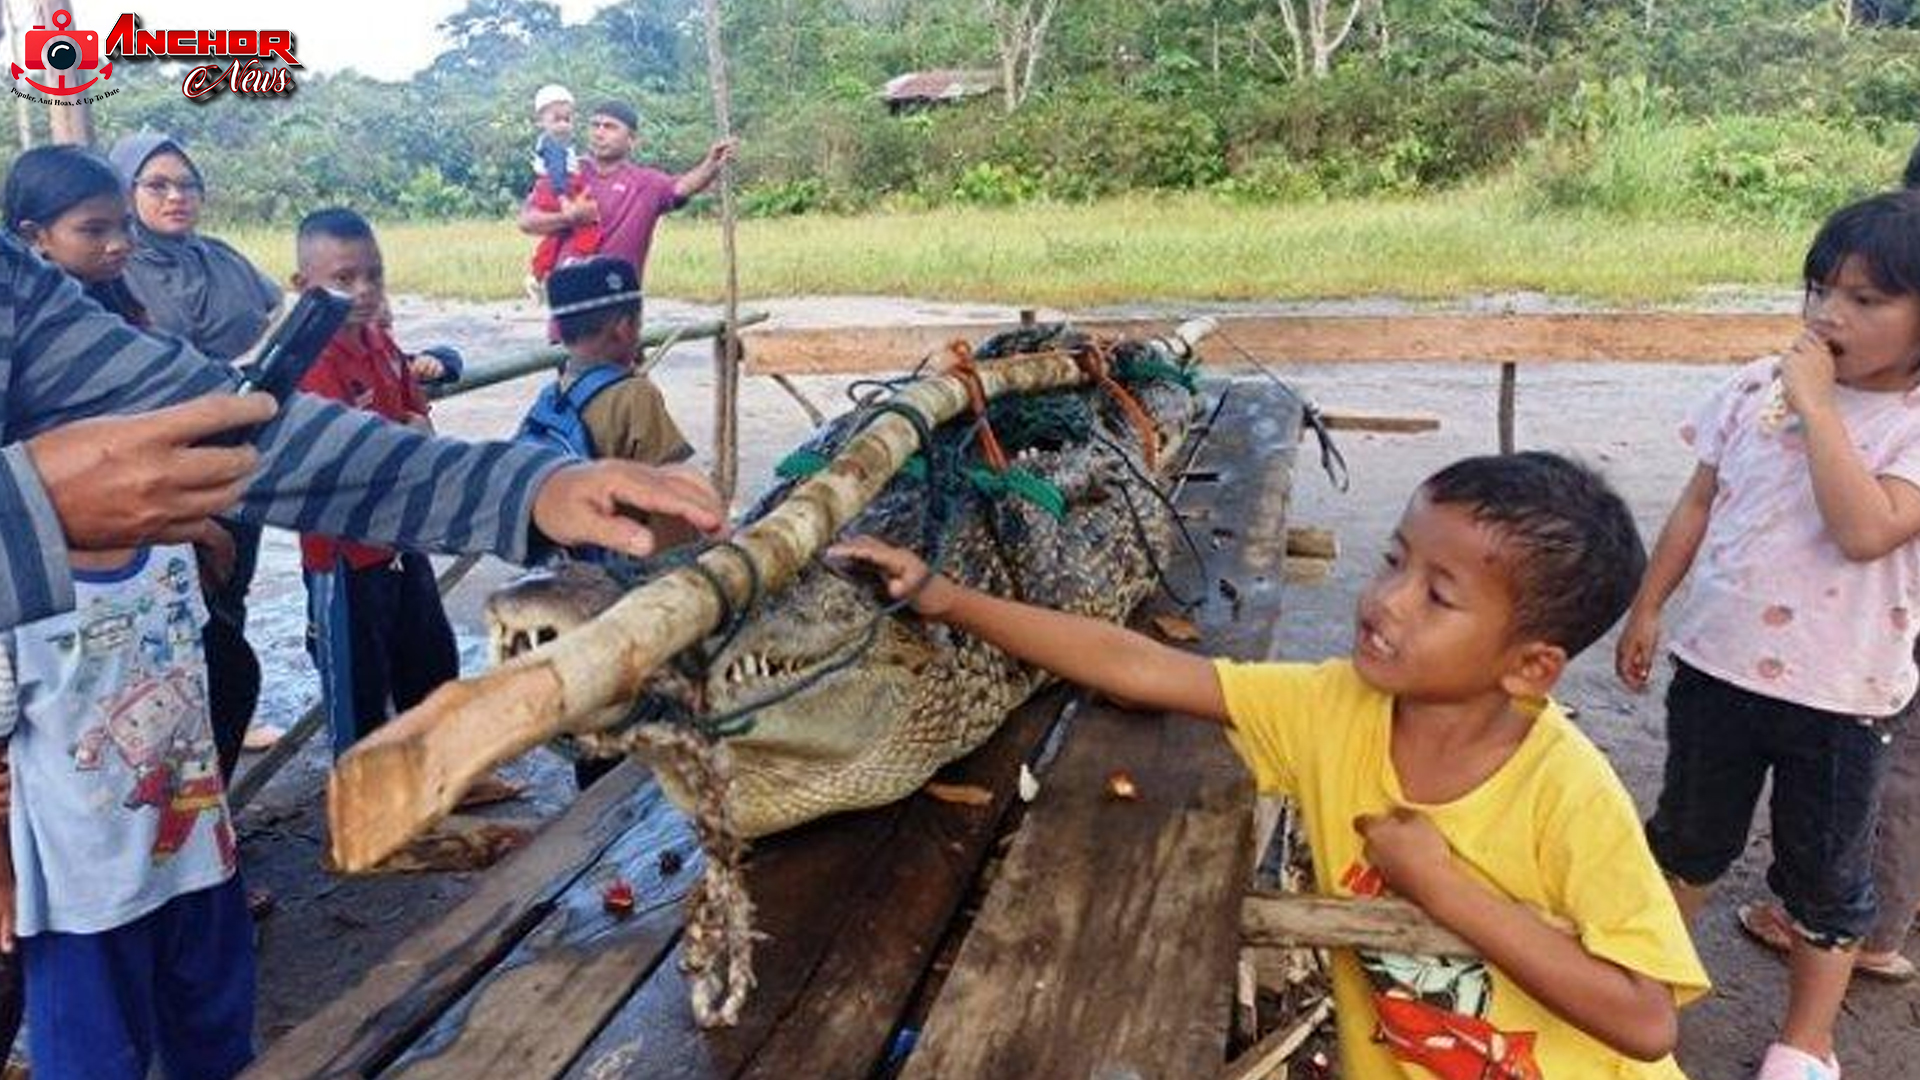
[328,322,1216,872]
[701,0,743,504]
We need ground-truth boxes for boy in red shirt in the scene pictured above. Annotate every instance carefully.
[291,210,514,804]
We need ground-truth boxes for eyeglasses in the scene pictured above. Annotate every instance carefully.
[135,177,203,199]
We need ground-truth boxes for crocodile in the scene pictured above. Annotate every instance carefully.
[484,324,1208,839]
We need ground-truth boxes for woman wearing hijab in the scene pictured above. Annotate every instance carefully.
[110,132,284,766]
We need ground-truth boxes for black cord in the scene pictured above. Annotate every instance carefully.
[1090,430,1208,610]
[679,393,968,739]
[1212,325,1350,492]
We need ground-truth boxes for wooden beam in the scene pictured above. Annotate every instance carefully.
[744,312,1803,375]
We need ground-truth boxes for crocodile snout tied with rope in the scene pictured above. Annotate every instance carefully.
[327,320,1218,1026]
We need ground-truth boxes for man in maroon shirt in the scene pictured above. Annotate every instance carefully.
[517,101,735,284]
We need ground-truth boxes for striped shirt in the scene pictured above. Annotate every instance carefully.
[0,234,566,630]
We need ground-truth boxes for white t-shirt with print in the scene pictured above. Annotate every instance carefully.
[2,545,237,936]
[1669,357,1920,716]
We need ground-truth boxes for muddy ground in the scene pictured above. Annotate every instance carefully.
[226,293,1918,1077]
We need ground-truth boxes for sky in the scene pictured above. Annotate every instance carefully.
[11,0,626,82]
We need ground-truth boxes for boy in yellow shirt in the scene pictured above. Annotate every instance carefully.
[832,451,1708,1079]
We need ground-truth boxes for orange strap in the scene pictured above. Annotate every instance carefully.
[944,341,1011,473]
[1076,342,1161,470]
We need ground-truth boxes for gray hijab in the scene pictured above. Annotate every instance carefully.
[109,132,281,361]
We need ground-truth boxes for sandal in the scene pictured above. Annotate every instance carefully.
[1737,901,1796,955]
[1740,903,1919,981]
[1855,950,1919,983]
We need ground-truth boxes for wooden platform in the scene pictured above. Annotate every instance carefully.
[248,378,1303,1080]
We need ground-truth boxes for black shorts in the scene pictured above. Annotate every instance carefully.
[1646,659,1898,945]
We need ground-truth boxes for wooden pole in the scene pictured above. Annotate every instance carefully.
[32,0,92,146]
[1497,360,1517,453]
[701,0,742,504]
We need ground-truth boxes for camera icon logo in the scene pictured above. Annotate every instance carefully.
[12,9,112,97]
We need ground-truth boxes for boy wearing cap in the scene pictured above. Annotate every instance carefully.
[525,84,600,283]
[522,255,693,482]
[518,255,695,789]
[518,100,736,284]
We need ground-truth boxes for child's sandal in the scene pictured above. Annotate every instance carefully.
[1736,901,1796,955]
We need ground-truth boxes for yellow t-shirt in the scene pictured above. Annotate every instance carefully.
[1215,658,1708,1080]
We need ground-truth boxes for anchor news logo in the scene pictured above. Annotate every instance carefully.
[13,8,108,97]
[10,9,300,105]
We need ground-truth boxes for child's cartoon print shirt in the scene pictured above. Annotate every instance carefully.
[1670,356,1920,716]
[1215,659,1708,1080]
[3,545,237,936]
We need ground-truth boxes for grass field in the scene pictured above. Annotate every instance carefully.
[225,188,1809,307]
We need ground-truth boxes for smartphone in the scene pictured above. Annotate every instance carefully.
[202,287,353,447]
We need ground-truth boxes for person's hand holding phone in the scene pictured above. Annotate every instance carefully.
[25,394,276,550]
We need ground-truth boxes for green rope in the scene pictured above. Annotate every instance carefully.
[962,465,1067,520]
[1114,353,1200,392]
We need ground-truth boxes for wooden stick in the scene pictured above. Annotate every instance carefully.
[328,328,1213,872]
[769,372,827,425]
[701,0,743,504]
[1242,891,1575,957]
[1313,411,1440,434]
[1221,996,1332,1080]
[1242,893,1478,957]
[1498,360,1517,453]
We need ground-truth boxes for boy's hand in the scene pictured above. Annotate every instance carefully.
[1615,606,1661,692]
[409,354,446,383]
[825,536,957,617]
[1355,807,1457,909]
[531,461,726,559]
[563,195,600,227]
[190,519,237,590]
[1780,331,1838,418]
[706,137,739,168]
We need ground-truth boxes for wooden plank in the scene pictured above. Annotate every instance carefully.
[563,687,1079,1080]
[245,761,669,1078]
[743,313,1802,375]
[901,381,1301,1079]
[382,781,700,1078]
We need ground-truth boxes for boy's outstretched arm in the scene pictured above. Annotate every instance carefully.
[829,536,1229,722]
[1359,809,1678,1061]
[1616,462,1716,691]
